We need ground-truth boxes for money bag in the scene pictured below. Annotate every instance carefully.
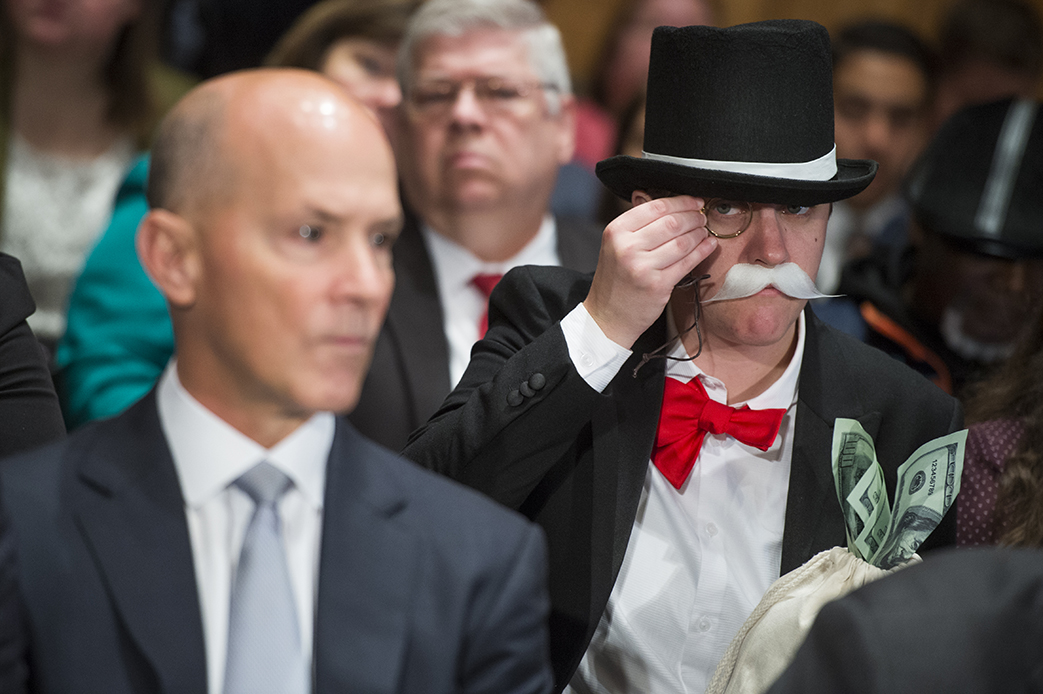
[705,547,918,694]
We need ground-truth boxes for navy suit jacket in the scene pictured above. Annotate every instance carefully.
[404,265,963,690]
[0,393,553,694]
[349,213,602,451]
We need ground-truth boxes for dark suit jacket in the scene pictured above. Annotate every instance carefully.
[0,481,26,694]
[349,213,602,451]
[0,253,64,457]
[404,265,963,691]
[767,547,1043,694]
[0,394,553,694]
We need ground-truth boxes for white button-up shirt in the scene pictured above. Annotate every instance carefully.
[561,305,806,694]
[156,362,333,694]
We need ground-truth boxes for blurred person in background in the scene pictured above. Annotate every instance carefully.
[933,0,1043,127]
[575,0,715,171]
[552,0,716,222]
[347,0,602,451]
[833,98,1043,399]
[265,0,418,144]
[0,0,193,359]
[56,0,417,430]
[815,20,936,297]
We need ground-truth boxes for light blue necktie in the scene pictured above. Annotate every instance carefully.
[224,462,309,694]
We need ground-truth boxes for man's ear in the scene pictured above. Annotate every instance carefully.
[631,189,653,206]
[553,93,578,166]
[137,209,200,308]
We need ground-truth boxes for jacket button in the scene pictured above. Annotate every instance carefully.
[528,373,546,390]
[506,390,524,407]
[519,382,535,397]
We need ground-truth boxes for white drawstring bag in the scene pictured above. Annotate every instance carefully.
[705,547,919,694]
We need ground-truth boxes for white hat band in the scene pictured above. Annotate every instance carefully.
[641,144,838,181]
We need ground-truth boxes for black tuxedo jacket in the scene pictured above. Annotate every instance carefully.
[349,213,602,451]
[767,547,1043,693]
[404,265,963,690]
[1,393,553,694]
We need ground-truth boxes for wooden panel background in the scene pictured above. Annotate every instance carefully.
[543,0,1043,94]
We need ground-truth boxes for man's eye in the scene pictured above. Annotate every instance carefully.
[836,98,869,121]
[483,83,523,100]
[357,55,386,77]
[298,224,323,242]
[411,86,454,106]
[711,201,743,216]
[783,205,811,216]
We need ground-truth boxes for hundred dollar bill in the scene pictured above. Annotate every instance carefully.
[846,461,889,560]
[870,429,967,570]
[831,419,886,559]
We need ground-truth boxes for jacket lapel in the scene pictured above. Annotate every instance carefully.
[782,310,882,572]
[385,214,452,427]
[72,394,208,693]
[314,421,418,694]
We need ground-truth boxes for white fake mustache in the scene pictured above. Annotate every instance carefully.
[702,263,839,303]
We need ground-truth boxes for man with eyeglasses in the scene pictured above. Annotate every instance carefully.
[405,20,962,693]
[346,0,602,451]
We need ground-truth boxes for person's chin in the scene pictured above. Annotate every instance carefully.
[443,180,503,210]
[296,379,365,416]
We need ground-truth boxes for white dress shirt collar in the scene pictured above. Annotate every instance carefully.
[156,361,331,512]
[421,213,558,289]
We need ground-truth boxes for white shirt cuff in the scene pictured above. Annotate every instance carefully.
[561,303,632,393]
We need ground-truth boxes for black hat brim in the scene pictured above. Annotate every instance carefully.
[596,155,878,207]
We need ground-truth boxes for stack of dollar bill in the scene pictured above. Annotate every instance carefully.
[831,419,967,570]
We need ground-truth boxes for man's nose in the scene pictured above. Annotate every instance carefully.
[332,244,393,305]
[743,207,791,267]
[1000,261,1029,295]
[449,83,488,126]
[863,111,893,155]
[375,79,402,110]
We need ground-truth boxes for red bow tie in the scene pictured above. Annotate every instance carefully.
[652,377,786,489]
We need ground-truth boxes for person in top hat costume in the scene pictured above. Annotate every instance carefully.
[405,19,962,693]
[833,97,1043,399]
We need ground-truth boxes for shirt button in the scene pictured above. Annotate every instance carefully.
[698,617,712,632]
[581,353,594,367]
[705,523,718,537]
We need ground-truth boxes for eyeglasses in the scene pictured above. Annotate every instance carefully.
[702,199,824,239]
[406,76,558,119]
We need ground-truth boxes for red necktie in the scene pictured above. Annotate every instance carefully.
[652,377,786,489]
[471,273,503,337]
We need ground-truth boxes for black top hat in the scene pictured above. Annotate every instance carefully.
[596,20,877,206]
[905,97,1043,259]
